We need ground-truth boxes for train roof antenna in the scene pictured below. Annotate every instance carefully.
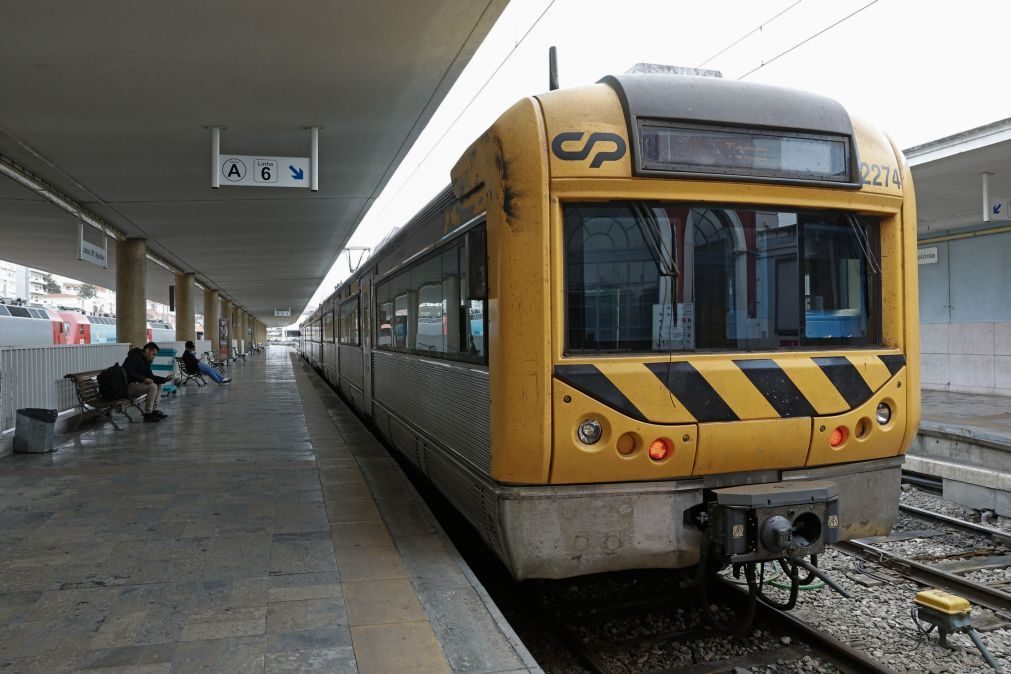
[549,46,559,91]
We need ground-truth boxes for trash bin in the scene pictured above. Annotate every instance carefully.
[13,408,58,454]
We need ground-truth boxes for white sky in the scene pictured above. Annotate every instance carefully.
[302,0,1011,318]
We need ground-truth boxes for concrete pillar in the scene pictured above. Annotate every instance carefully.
[204,288,219,355]
[220,297,233,358]
[241,312,249,351]
[115,238,147,347]
[231,307,240,352]
[174,272,196,343]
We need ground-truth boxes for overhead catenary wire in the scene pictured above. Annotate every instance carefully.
[738,0,879,80]
[695,0,805,68]
[370,0,559,224]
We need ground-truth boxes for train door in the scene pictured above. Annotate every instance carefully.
[53,319,65,344]
[361,269,373,416]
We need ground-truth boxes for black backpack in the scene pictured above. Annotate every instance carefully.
[98,363,128,400]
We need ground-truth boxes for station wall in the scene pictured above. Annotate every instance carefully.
[918,230,1011,396]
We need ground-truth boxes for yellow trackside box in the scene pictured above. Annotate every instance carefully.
[915,589,971,615]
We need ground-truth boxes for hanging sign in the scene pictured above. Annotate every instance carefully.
[211,127,319,190]
[219,155,310,188]
[77,220,108,268]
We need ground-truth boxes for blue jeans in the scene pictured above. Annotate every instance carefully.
[198,361,224,383]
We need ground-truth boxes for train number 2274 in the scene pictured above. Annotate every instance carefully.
[859,162,901,189]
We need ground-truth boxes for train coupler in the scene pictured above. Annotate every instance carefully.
[705,479,840,565]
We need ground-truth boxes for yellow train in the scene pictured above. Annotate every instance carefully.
[302,69,918,591]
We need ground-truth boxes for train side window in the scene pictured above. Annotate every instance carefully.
[412,256,443,353]
[372,221,486,363]
[466,226,487,300]
[323,310,334,343]
[375,282,395,349]
[349,298,360,345]
[9,306,30,318]
[442,248,461,354]
[458,239,486,358]
[0,305,9,316]
[377,300,394,347]
[338,296,360,346]
[394,294,409,349]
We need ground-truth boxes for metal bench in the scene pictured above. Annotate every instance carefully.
[63,370,146,431]
[202,352,226,374]
[175,356,207,387]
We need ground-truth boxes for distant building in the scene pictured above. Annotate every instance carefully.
[0,261,17,301]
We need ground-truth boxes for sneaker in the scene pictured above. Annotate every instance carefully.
[221,378,232,385]
[143,413,161,423]
[154,411,168,419]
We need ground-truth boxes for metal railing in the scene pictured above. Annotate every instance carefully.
[0,343,129,432]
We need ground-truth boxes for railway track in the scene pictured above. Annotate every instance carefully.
[534,578,893,674]
[899,503,1011,546]
[834,538,1011,615]
[834,497,1011,615]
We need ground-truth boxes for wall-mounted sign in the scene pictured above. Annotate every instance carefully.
[918,246,939,265]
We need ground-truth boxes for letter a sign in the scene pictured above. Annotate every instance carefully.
[222,158,247,182]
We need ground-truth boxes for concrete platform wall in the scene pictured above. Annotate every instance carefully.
[919,232,1011,397]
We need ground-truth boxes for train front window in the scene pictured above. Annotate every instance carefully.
[564,202,880,353]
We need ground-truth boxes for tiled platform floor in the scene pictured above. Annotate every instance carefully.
[0,347,536,673]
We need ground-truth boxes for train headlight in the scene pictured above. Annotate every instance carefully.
[577,419,602,445]
[876,402,892,425]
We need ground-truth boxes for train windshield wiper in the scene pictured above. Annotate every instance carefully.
[847,213,881,275]
[631,203,678,278]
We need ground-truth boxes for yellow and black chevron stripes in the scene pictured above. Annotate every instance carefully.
[552,364,648,422]
[554,354,905,423]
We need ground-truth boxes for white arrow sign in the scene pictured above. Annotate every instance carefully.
[219,155,310,188]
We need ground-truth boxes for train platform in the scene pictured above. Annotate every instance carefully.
[0,347,537,673]
[907,389,1011,516]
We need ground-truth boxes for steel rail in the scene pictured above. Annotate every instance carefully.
[901,470,943,495]
[899,503,1011,546]
[721,580,896,674]
[834,539,1011,615]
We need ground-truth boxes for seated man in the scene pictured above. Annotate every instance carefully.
[183,341,231,385]
[124,341,170,423]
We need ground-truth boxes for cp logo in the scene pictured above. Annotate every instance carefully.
[551,132,627,168]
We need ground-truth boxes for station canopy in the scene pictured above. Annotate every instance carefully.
[0,1,506,325]
[907,119,1011,235]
